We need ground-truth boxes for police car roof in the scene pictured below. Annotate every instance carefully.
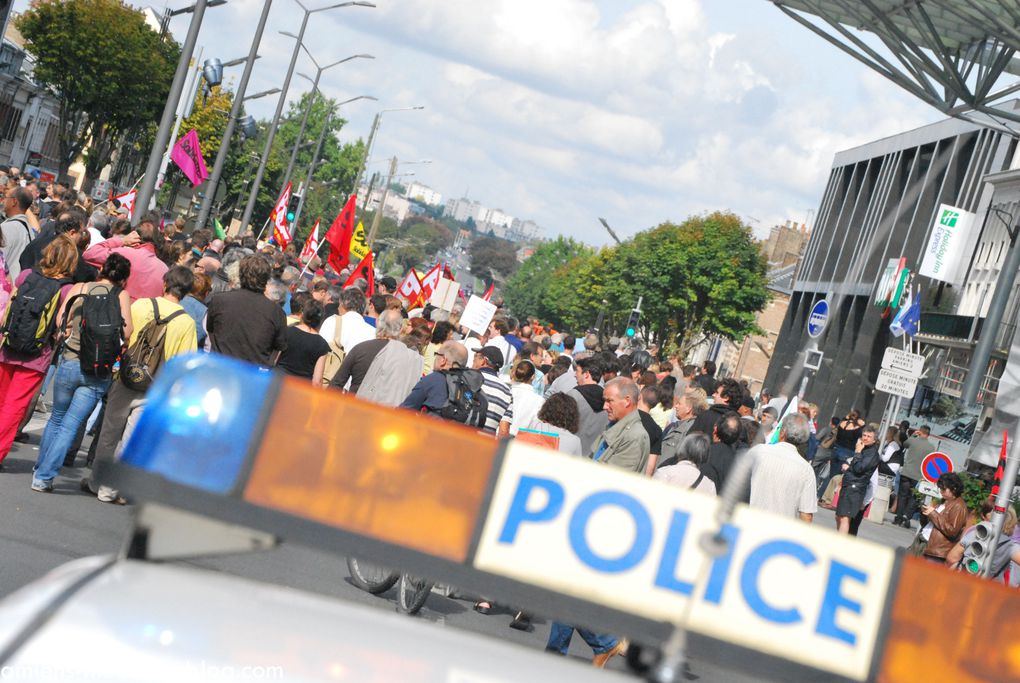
[0,556,625,682]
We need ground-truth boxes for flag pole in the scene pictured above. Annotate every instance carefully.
[254,215,271,242]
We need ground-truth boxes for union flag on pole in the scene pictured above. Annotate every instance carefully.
[420,263,442,299]
[482,282,495,301]
[324,195,357,273]
[299,218,320,263]
[112,188,137,219]
[269,182,292,248]
[396,268,425,308]
[343,251,375,296]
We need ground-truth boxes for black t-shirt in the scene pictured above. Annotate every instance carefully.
[20,232,97,283]
[639,409,663,456]
[277,327,330,379]
[206,288,288,367]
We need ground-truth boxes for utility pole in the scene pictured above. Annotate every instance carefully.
[352,111,380,204]
[366,155,397,246]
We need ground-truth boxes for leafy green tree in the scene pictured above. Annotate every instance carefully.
[470,235,519,286]
[17,0,178,184]
[504,236,593,322]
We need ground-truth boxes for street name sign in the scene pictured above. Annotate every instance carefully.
[881,347,924,378]
[807,299,829,338]
[876,369,917,398]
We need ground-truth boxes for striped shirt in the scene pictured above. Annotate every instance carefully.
[479,368,514,434]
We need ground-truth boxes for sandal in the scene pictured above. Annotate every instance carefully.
[509,610,531,631]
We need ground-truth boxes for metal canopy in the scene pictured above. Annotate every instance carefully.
[772,0,1020,125]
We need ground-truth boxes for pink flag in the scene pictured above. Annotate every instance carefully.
[170,128,209,187]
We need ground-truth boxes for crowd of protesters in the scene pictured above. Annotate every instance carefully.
[0,172,1017,665]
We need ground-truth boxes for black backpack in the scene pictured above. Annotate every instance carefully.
[1,272,69,356]
[438,368,489,428]
[67,284,124,378]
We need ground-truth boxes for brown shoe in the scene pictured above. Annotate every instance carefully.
[592,639,628,668]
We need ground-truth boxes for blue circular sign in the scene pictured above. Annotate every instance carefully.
[921,452,953,484]
[807,299,829,338]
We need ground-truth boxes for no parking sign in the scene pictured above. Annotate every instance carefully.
[921,452,953,483]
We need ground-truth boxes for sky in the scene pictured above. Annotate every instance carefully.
[23,0,945,244]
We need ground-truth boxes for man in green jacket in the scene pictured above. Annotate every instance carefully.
[591,377,650,474]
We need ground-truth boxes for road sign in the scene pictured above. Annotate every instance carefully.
[881,347,924,378]
[921,452,954,483]
[916,480,941,498]
[807,299,829,338]
[876,368,917,398]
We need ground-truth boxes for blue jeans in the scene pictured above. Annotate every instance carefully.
[33,358,111,485]
[545,622,617,655]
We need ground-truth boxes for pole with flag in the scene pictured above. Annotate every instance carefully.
[766,396,799,445]
[396,269,426,309]
[343,251,375,295]
[323,195,357,273]
[300,219,321,263]
[889,284,921,337]
[482,282,495,301]
[420,263,442,300]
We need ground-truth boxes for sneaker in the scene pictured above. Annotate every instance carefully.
[30,480,53,493]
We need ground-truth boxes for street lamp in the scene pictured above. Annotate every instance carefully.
[292,94,376,227]
[352,105,425,203]
[281,39,374,186]
[238,0,376,234]
[243,87,281,102]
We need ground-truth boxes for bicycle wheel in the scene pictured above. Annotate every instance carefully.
[397,573,433,615]
[347,556,399,594]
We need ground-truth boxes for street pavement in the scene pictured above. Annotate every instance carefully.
[1,411,916,681]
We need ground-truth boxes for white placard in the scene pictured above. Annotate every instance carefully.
[881,347,924,378]
[460,295,497,336]
[918,204,975,284]
[429,278,460,311]
[876,368,917,398]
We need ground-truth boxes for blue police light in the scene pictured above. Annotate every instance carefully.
[119,353,272,494]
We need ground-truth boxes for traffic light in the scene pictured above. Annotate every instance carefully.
[286,194,301,224]
[962,521,995,574]
[625,309,640,337]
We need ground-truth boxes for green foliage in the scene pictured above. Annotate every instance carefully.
[504,236,593,323]
[372,215,453,274]
[470,235,519,286]
[17,0,178,181]
[504,211,769,343]
[958,472,990,513]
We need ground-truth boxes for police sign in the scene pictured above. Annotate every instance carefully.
[807,299,829,338]
[475,444,896,681]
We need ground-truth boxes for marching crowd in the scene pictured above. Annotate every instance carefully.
[0,173,1018,666]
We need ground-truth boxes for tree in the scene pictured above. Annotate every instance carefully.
[17,0,178,185]
[470,235,518,286]
[504,236,593,322]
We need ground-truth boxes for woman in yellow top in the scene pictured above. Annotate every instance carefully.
[82,266,197,503]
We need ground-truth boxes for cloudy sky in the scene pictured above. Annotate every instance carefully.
[42,0,948,243]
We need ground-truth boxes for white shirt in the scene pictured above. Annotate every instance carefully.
[749,442,818,518]
[319,310,375,355]
[509,382,544,435]
[484,334,516,368]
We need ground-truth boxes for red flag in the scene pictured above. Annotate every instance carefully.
[420,263,442,299]
[343,251,375,295]
[482,282,495,301]
[396,269,425,308]
[992,431,1009,497]
[442,263,456,281]
[299,219,320,263]
[324,195,357,273]
[112,188,137,219]
[269,182,292,248]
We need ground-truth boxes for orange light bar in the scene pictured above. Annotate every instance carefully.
[878,555,1020,682]
[243,377,500,562]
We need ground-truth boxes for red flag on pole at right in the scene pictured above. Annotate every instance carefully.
[324,195,357,273]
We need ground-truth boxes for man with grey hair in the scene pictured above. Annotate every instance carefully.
[318,286,376,357]
[591,377,649,474]
[748,412,818,522]
[332,309,423,403]
[264,278,287,307]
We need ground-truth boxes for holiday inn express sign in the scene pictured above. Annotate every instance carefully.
[919,204,975,285]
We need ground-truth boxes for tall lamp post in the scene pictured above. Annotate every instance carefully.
[193,0,276,232]
[351,105,424,205]
[292,94,376,227]
[238,0,375,234]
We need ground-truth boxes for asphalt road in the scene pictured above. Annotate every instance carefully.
[1,411,916,681]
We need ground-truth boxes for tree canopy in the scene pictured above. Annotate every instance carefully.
[17,0,177,183]
[469,235,519,286]
[505,211,769,351]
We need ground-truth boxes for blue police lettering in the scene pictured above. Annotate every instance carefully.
[495,474,873,647]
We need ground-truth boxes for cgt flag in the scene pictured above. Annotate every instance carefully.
[482,282,494,301]
[300,219,321,263]
[170,128,209,187]
[350,221,370,263]
[396,269,425,309]
[343,251,375,295]
[324,195,357,273]
[269,182,293,249]
[420,263,442,299]
[112,188,137,219]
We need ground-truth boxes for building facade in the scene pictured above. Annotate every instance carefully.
[764,107,1020,465]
